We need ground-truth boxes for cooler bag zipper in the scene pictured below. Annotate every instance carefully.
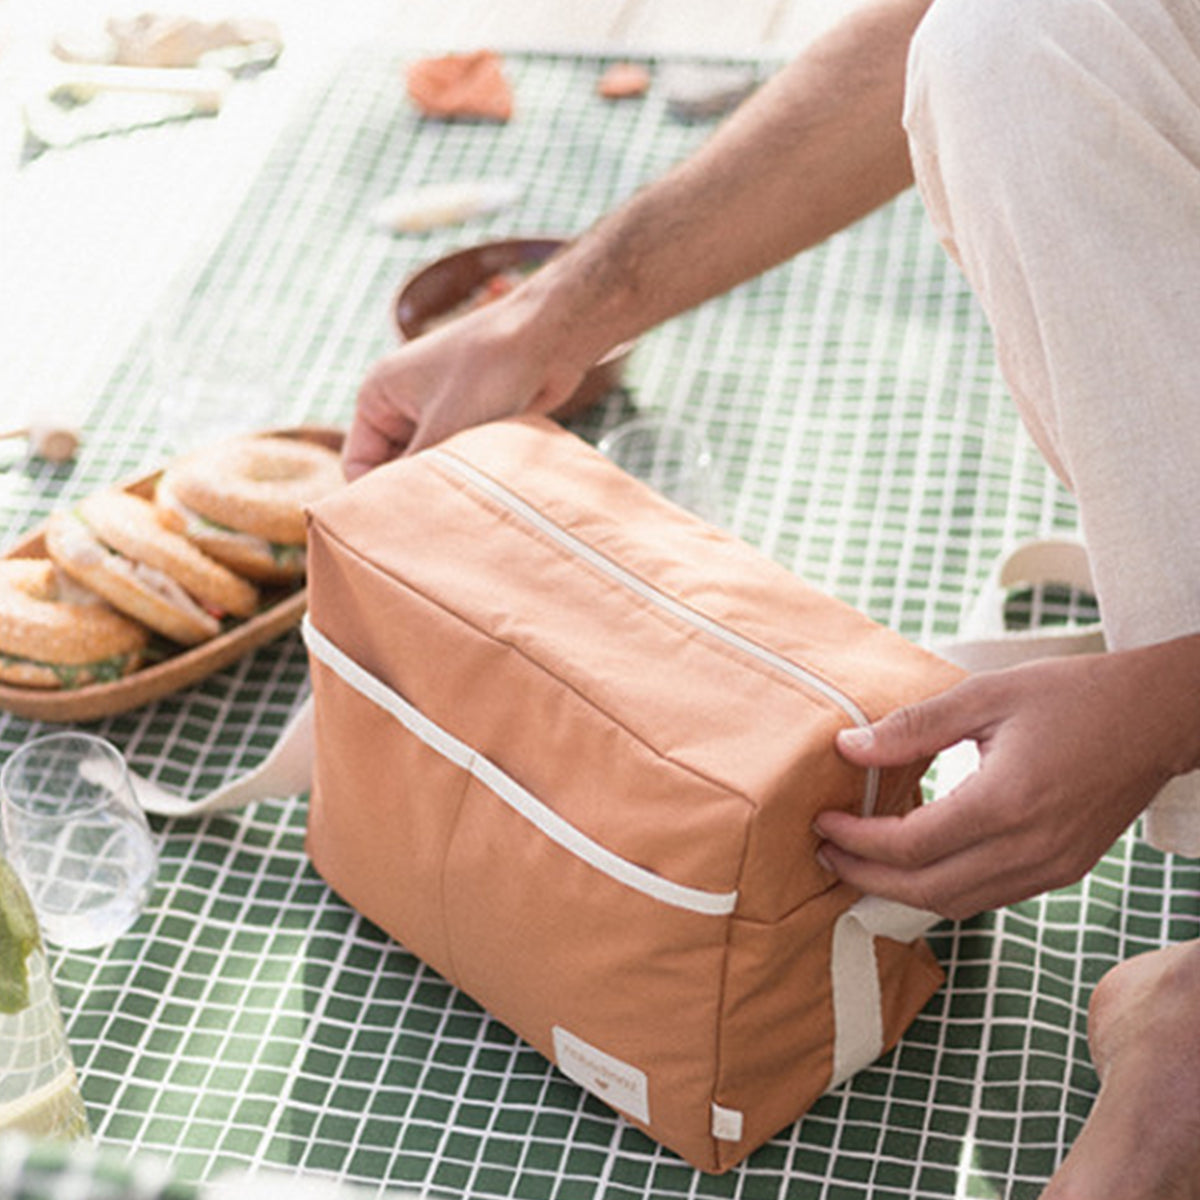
[430,449,881,816]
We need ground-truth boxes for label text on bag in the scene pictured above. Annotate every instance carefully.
[552,1026,650,1124]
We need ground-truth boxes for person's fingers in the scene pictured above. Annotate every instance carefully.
[403,365,583,456]
[342,420,408,480]
[835,680,994,769]
[405,405,473,457]
[342,380,417,481]
[817,828,1056,921]
[814,770,996,870]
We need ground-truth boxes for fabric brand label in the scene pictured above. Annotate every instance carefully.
[552,1026,650,1124]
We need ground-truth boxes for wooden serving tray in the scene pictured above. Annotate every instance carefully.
[0,426,343,724]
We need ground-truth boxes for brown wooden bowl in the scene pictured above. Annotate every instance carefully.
[0,425,343,723]
[392,237,633,420]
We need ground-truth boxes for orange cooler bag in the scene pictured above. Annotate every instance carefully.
[301,415,964,1172]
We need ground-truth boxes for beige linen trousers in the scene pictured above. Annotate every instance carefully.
[904,0,1200,854]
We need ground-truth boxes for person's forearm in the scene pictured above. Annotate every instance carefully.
[518,0,934,371]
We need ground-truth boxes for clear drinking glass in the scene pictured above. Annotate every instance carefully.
[0,854,89,1140]
[0,734,158,951]
[597,417,720,522]
[152,301,282,452]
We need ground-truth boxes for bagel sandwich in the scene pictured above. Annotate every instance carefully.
[156,435,344,584]
[46,491,259,646]
[0,558,147,689]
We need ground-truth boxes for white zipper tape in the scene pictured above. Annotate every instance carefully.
[431,449,880,816]
[302,617,739,918]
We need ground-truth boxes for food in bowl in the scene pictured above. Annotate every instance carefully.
[420,264,534,331]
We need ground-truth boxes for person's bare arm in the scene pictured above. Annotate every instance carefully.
[343,0,933,477]
[518,0,933,371]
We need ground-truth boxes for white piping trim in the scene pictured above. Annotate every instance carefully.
[302,617,739,918]
[431,449,880,816]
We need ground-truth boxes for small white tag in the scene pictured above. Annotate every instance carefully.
[552,1026,650,1124]
[711,1103,744,1142]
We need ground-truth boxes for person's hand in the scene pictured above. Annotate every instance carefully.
[813,647,1194,920]
[341,299,588,481]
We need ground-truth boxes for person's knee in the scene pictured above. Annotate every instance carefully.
[909,0,1197,123]
[903,0,1036,210]
[908,0,1042,123]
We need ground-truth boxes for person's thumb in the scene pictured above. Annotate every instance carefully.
[836,691,970,768]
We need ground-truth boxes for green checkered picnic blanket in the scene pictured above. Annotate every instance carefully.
[1,44,1197,1200]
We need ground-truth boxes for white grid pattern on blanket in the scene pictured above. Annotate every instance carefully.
[0,44,1196,1200]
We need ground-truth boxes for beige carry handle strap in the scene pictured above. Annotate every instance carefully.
[124,695,316,818]
[130,683,939,1091]
[935,537,1105,671]
[828,895,940,1087]
[126,649,938,1091]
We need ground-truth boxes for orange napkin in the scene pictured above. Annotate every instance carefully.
[406,50,513,122]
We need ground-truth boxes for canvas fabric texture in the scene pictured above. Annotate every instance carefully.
[301,416,964,1173]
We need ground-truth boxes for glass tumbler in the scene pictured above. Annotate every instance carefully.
[152,302,282,452]
[0,734,158,951]
[598,417,720,522]
[0,854,89,1140]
